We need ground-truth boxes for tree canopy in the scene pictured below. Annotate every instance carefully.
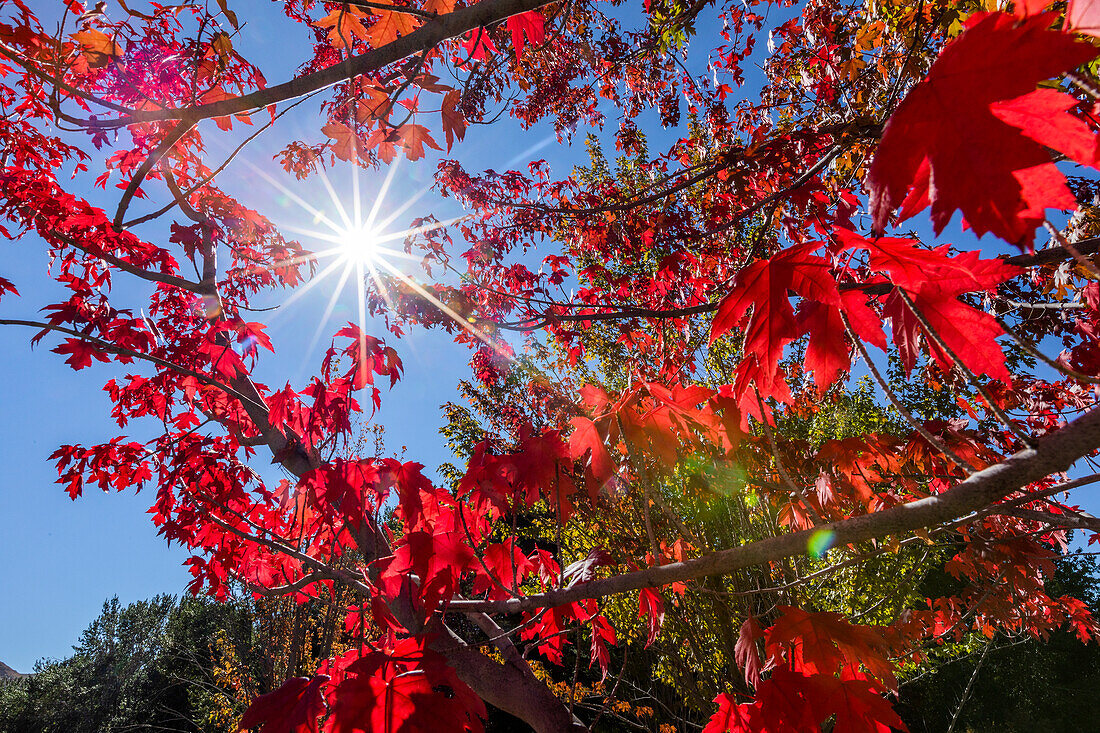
[2,0,1100,730]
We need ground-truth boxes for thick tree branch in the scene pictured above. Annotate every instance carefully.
[81,0,557,128]
[435,625,588,733]
[449,404,1100,614]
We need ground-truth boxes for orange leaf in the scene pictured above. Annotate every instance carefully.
[322,121,359,161]
[314,5,370,49]
[397,123,441,161]
[365,3,421,48]
[72,29,122,68]
[423,0,455,14]
[355,85,394,124]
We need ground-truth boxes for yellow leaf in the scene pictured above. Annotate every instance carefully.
[913,528,936,545]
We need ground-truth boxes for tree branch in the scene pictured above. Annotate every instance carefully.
[113,119,196,228]
[55,233,203,293]
[449,404,1100,614]
[79,0,558,128]
[0,317,263,410]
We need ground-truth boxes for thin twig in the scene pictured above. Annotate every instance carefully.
[945,637,993,733]
[896,289,1035,449]
[839,309,977,474]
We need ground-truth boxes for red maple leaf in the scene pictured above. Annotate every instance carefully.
[326,644,486,733]
[796,300,850,395]
[702,693,762,733]
[589,611,618,679]
[569,415,615,499]
[806,673,908,733]
[765,607,896,689]
[472,538,535,599]
[441,89,466,152]
[735,616,766,688]
[1068,0,1100,37]
[53,338,111,370]
[638,587,665,647]
[749,668,907,733]
[838,229,1020,381]
[506,11,545,58]
[866,11,1098,245]
[239,675,328,733]
[397,123,442,161]
[0,275,17,301]
[710,243,840,403]
[461,29,498,62]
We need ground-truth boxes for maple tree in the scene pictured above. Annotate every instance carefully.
[4,0,1100,730]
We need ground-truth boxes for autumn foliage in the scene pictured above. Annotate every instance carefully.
[4,0,1100,730]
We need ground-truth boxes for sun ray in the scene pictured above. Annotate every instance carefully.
[316,163,354,231]
[366,261,396,313]
[369,245,428,263]
[372,215,469,248]
[356,259,370,390]
[375,181,433,231]
[373,257,509,359]
[234,151,489,373]
[301,262,355,374]
[240,157,345,234]
[276,224,363,247]
[265,256,347,324]
[352,151,363,236]
[365,154,401,232]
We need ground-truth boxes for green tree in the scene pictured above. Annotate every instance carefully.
[0,592,354,733]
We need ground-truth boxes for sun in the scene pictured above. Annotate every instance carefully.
[340,224,380,265]
[247,156,503,364]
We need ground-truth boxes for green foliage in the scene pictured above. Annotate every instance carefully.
[0,595,213,733]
